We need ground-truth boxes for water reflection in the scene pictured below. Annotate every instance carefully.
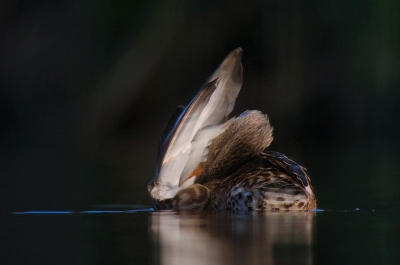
[151,211,315,265]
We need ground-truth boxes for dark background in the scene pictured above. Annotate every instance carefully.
[1,0,399,212]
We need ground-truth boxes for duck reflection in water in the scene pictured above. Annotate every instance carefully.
[151,212,315,265]
[148,48,316,211]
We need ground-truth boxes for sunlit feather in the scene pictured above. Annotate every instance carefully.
[150,48,243,200]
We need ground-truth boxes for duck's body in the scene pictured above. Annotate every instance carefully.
[198,151,316,211]
[148,48,316,211]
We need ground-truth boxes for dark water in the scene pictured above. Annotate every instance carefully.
[2,208,399,265]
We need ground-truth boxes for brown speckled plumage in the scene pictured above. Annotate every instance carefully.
[199,151,316,211]
[201,110,273,183]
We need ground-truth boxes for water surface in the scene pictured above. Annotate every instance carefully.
[2,208,399,264]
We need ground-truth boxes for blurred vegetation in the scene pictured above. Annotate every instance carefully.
[0,0,399,211]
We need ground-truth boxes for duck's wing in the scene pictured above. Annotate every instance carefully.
[155,105,185,173]
[149,48,243,201]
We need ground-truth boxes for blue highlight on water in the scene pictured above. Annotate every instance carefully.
[12,208,154,215]
[13,211,74,215]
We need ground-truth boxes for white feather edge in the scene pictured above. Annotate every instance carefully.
[151,48,243,200]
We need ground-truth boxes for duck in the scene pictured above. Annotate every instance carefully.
[148,48,316,211]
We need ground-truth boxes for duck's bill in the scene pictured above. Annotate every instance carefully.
[149,48,243,201]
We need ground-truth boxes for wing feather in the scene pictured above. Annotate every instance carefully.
[150,48,243,200]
